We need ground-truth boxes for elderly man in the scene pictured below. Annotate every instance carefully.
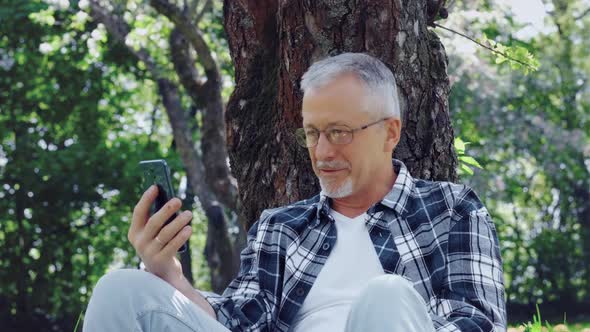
[83,53,506,332]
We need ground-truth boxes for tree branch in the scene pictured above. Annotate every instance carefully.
[574,7,590,20]
[169,28,207,109]
[151,0,239,212]
[148,106,158,140]
[88,0,241,289]
[87,0,160,77]
[158,79,239,291]
[88,0,232,213]
[150,0,217,70]
[434,23,536,70]
[189,0,201,18]
[427,0,448,27]
[194,0,212,25]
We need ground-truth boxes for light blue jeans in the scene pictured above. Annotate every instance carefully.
[83,269,435,332]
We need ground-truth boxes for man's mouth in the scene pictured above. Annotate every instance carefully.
[319,169,344,174]
[316,160,350,175]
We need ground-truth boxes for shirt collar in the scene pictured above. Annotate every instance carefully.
[312,158,414,227]
[312,193,331,227]
[379,159,414,215]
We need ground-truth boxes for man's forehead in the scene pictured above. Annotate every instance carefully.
[301,100,371,124]
[303,120,350,128]
[301,109,371,127]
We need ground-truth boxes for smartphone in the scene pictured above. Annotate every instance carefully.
[139,159,187,253]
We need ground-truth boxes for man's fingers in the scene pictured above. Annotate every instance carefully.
[129,185,158,241]
[160,225,192,257]
[157,210,193,244]
[144,197,182,239]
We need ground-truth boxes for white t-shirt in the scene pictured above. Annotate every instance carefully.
[289,209,385,332]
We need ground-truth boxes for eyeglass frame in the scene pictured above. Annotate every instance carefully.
[295,117,390,148]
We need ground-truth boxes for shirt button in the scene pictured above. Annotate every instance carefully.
[322,242,330,250]
[295,288,305,296]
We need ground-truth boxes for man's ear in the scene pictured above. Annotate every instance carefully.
[384,118,401,152]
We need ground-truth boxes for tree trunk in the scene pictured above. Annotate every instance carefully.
[224,0,457,229]
[157,79,239,293]
[180,174,196,285]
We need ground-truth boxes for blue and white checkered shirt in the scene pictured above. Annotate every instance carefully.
[202,159,506,331]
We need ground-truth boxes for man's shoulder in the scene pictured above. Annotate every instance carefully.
[258,194,321,225]
[397,177,492,237]
[410,177,468,199]
[409,177,484,213]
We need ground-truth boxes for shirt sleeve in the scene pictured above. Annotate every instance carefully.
[430,186,507,332]
[199,217,275,331]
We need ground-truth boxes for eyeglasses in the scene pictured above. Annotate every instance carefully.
[295,118,389,148]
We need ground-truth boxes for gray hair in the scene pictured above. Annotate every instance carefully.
[300,53,402,120]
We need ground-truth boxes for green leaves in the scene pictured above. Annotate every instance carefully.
[446,0,590,310]
[29,7,55,26]
[478,34,540,74]
[0,1,46,21]
[0,2,179,329]
[435,23,540,75]
[455,137,483,176]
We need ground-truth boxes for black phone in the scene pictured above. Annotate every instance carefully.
[139,159,188,253]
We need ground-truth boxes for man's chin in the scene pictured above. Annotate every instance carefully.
[319,180,354,199]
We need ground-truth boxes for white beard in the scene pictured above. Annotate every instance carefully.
[319,176,353,198]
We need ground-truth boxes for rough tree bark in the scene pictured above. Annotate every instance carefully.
[224,0,458,229]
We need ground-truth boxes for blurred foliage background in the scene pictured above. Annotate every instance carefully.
[0,0,588,331]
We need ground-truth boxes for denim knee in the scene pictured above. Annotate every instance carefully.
[83,269,158,331]
[359,274,426,309]
[345,274,434,332]
[92,268,156,299]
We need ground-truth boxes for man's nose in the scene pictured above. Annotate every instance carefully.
[313,132,336,160]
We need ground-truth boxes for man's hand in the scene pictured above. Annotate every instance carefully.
[128,185,193,288]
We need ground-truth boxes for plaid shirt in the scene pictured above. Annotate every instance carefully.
[202,159,506,332]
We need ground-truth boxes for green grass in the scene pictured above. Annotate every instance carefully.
[73,312,83,332]
[509,323,590,332]
[509,305,590,332]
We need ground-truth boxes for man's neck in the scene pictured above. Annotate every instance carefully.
[330,165,397,218]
